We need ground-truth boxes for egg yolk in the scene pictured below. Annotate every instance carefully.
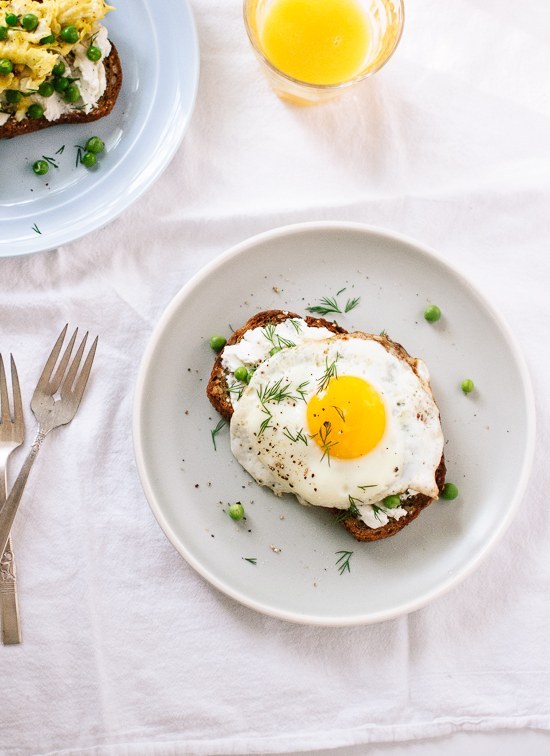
[306,376,386,459]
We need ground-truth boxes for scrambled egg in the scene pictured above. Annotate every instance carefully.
[0,0,113,94]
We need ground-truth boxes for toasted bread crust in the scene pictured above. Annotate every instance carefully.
[206,309,446,542]
[0,43,122,140]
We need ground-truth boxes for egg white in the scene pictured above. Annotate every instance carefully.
[230,334,444,522]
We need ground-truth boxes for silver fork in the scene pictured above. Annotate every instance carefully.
[0,326,98,559]
[0,355,24,645]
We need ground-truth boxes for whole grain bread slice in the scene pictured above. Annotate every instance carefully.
[206,309,446,542]
[0,43,122,140]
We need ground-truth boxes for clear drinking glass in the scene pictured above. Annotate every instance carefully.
[243,0,405,105]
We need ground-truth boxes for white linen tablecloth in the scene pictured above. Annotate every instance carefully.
[2,0,550,753]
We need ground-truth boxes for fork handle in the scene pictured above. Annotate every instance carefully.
[0,431,45,559]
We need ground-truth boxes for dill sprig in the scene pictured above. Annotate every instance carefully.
[258,406,273,436]
[31,223,41,235]
[358,484,377,491]
[306,296,342,317]
[289,319,302,333]
[332,405,345,422]
[335,495,362,523]
[311,420,338,465]
[371,504,385,523]
[295,380,310,402]
[307,291,361,317]
[75,145,84,167]
[41,155,59,169]
[257,377,296,405]
[243,557,257,565]
[261,323,295,351]
[282,426,308,445]
[55,145,65,155]
[335,550,353,575]
[317,354,339,393]
[345,297,360,313]
[210,418,227,451]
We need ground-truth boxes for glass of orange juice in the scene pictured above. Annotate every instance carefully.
[243,0,404,104]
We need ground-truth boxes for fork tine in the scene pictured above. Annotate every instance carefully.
[49,328,78,393]
[60,332,88,397]
[72,336,98,403]
[0,354,10,424]
[34,324,69,393]
[10,355,23,430]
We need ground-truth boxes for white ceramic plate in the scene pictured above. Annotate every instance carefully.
[133,222,535,626]
[0,0,199,257]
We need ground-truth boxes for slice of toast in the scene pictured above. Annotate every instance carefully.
[0,43,122,140]
[206,309,446,542]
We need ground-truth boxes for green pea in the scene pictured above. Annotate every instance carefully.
[27,103,44,119]
[38,81,54,97]
[64,84,80,103]
[227,502,245,521]
[81,151,97,168]
[5,89,22,104]
[86,45,102,62]
[53,76,69,92]
[32,160,49,176]
[383,495,401,509]
[424,305,441,323]
[52,60,66,76]
[40,34,56,46]
[269,346,282,356]
[441,483,459,501]
[461,379,474,395]
[5,14,19,27]
[59,26,79,44]
[85,136,105,154]
[0,26,8,41]
[21,13,39,31]
[209,335,226,352]
[0,59,14,75]
[234,366,248,383]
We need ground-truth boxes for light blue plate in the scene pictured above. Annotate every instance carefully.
[0,0,199,256]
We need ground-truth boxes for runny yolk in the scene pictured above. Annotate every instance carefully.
[306,376,386,459]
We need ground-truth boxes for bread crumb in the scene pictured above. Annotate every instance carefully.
[270,545,282,553]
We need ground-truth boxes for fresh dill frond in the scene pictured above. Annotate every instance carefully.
[258,408,273,436]
[379,329,388,337]
[289,319,302,333]
[306,296,342,317]
[210,418,227,451]
[41,155,59,169]
[344,297,360,313]
[313,420,338,465]
[295,381,310,403]
[276,334,296,349]
[331,405,345,422]
[31,223,41,235]
[55,145,65,155]
[334,497,361,523]
[243,557,257,565]
[257,377,296,405]
[317,354,339,393]
[336,287,347,296]
[335,550,353,575]
[371,504,385,523]
[282,426,308,445]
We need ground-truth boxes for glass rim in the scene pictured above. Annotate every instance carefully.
[243,0,405,92]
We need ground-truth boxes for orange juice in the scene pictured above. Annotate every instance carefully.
[259,0,371,86]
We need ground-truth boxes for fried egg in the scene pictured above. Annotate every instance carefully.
[227,326,444,528]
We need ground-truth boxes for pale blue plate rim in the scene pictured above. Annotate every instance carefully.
[0,0,200,257]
